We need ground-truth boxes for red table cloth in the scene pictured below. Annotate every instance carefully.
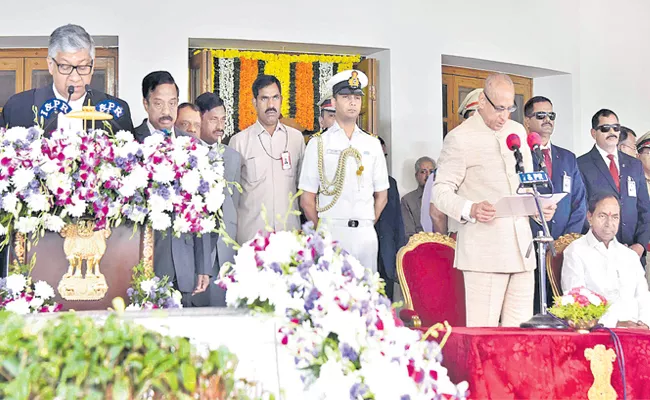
[441,327,650,399]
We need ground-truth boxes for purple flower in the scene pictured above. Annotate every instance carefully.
[297,261,313,279]
[350,383,368,399]
[304,288,320,312]
[133,193,143,203]
[136,148,143,158]
[26,127,39,141]
[126,287,134,297]
[33,166,46,179]
[269,262,282,274]
[198,180,209,194]
[341,260,353,276]
[377,295,392,308]
[340,343,358,362]
[157,185,171,200]
[114,156,127,169]
[207,150,218,160]
[188,155,198,169]
[400,396,411,400]
[127,153,136,163]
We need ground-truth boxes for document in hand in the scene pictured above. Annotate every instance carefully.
[494,193,567,218]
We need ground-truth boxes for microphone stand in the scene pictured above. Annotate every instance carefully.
[520,181,567,329]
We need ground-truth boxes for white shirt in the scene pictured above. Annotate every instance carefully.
[562,230,650,327]
[53,84,84,132]
[595,144,619,172]
[299,121,389,221]
[146,120,176,137]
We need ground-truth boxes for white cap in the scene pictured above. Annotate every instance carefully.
[327,69,368,96]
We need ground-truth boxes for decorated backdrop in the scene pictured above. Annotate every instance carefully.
[198,49,361,138]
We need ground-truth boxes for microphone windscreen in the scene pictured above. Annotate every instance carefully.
[506,133,521,150]
[527,132,542,149]
[67,85,74,95]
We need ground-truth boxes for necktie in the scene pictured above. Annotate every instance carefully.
[607,154,620,191]
[542,148,552,180]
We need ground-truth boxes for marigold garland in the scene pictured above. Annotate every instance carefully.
[238,58,258,131]
[295,62,314,130]
[206,49,361,134]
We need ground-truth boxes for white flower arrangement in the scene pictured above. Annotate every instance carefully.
[219,223,468,399]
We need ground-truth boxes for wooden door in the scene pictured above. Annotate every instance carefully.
[189,49,213,102]
[442,66,533,135]
[354,58,378,134]
[0,58,23,115]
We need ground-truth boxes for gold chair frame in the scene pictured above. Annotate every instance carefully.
[396,232,456,328]
[546,233,582,298]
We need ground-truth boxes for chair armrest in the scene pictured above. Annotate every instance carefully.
[399,308,422,328]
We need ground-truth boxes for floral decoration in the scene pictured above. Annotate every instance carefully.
[0,127,229,247]
[0,258,61,314]
[295,62,314,130]
[126,260,182,310]
[218,222,468,399]
[549,286,609,328]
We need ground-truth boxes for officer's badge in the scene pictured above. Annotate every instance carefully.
[348,71,360,89]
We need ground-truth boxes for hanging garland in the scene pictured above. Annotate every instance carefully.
[295,62,314,130]
[238,58,258,131]
[206,49,361,134]
[218,58,235,138]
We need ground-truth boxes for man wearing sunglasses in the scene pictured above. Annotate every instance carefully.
[523,96,587,311]
[433,73,557,328]
[577,109,650,264]
[2,24,133,133]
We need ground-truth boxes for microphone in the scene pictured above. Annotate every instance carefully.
[506,133,525,174]
[66,85,74,104]
[527,132,549,177]
[85,84,93,105]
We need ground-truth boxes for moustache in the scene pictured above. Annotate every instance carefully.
[607,134,618,139]
[158,116,173,122]
[265,108,277,114]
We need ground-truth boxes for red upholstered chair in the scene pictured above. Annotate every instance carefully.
[546,233,582,299]
[397,232,465,328]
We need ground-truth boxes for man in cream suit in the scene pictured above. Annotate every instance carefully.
[432,73,556,327]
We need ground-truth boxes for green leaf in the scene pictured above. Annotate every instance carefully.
[180,362,196,393]
[111,375,130,400]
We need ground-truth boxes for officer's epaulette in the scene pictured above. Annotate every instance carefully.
[362,129,378,138]
[308,127,329,142]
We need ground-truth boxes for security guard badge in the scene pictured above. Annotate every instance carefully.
[348,71,361,89]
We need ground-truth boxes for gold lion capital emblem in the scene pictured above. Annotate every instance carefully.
[57,220,111,301]
[348,71,360,89]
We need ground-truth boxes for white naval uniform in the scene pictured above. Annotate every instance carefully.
[299,121,389,273]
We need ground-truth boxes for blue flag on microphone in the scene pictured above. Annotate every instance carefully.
[39,98,71,119]
[95,100,124,119]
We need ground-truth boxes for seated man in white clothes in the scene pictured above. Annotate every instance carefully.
[562,192,650,329]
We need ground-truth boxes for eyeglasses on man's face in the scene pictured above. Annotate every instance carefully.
[51,58,93,76]
[484,92,517,114]
[527,111,557,121]
[595,124,621,133]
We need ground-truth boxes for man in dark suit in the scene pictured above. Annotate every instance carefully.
[193,92,242,307]
[375,137,406,300]
[578,109,650,264]
[523,96,587,310]
[1,24,133,133]
[134,71,214,307]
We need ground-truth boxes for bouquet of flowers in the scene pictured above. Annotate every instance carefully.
[549,286,609,330]
[219,222,468,399]
[0,259,61,314]
[126,260,182,310]
[0,126,228,248]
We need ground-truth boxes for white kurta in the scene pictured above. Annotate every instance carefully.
[562,230,650,327]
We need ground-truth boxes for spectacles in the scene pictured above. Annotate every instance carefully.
[484,92,517,113]
[418,169,436,174]
[595,124,621,133]
[51,58,93,76]
[147,99,179,111]
[527,111,557,121]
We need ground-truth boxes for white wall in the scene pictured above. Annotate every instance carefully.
[0,0,649,196]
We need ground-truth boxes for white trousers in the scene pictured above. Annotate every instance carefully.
[326,220,378,274]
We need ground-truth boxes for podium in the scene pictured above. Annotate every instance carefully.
[10,223,154,311]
